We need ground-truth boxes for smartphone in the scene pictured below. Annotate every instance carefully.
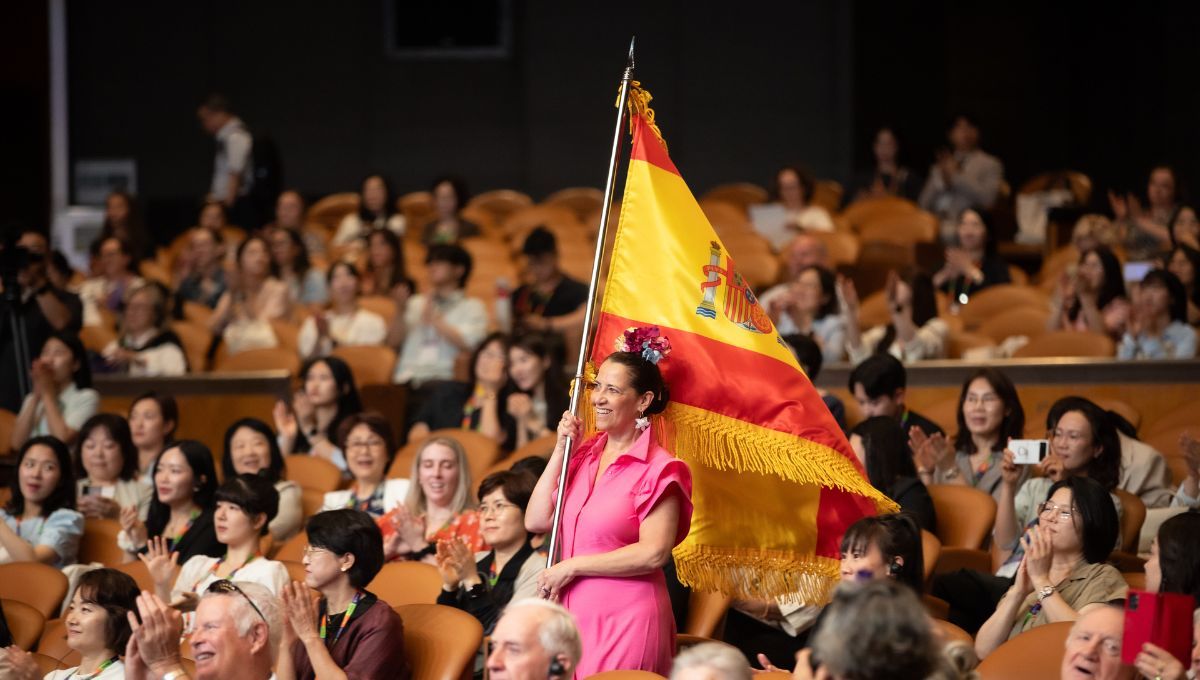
[1010,439,1049,465]
[1122,590,1194,665]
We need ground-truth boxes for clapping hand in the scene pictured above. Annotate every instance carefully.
[0,646,40,680]
[272,400,298,441]
[1179,432,1200,481]
[280,581,321,645]
[435,538,475,588]
[137,536,179,589]
[909,428,951,474]
[1023,525,1053,587]
[127,592,184,675]
[836,275,860,316]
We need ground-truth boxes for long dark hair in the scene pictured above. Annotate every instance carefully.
[602,351,670,416]
[1069,246,1125,322]
[1167,203,1195,249]
[1045,476,1119,564]
[1155,511,1200,603]
[956,206,999,257]
[75,414,139,482]
[509,333,568,403]
[952,368,1025,455]
[358,173,396,222]
[853,416,917,493]
[41,332,92,389]
[145,440,219,538]
[299,356,362,441]
[7,437,77,517]
[469,332,511,391]
[875,268,937,354]
[129,391,179,443]
[274,227,312,277]
[365,229,409,291]
[1167,244,1200,305]
[1046,397,1121,492]
[800,265,841,319]
[221,418,285,483]
[235,235,279,279]
[839,513,924,593]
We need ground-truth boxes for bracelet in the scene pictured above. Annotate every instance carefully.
[161,668,189,680]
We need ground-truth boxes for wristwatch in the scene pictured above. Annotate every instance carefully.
[1036,585,1056,602]
[161,669,189,680]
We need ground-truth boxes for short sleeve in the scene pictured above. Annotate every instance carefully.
[297,316,319,357]
[1071,565,1128,610]
[633,457,693,546]
[40,509,84,566]
[64,389,100,431]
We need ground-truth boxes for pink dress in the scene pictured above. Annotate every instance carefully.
[557,427,693,677]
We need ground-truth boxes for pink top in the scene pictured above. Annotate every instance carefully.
[557,426,692,677]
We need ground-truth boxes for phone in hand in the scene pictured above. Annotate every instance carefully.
[1121,590,1194,665]
[1010,439,1049,465]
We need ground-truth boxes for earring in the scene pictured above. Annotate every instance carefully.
[634,410,649,430]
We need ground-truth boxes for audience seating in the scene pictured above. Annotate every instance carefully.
[0,408,15,456]
[356,295,397,325]
[78,518,126,566]
[37,618,80,667]
[4,599,45,650]
[857,211,939,245]
[811,180,844,213]
[1018,171,1093,206]
[1111,489,1147,554]
[284,454,342,493]
[683,590,733,638]
[510,433,557,461]
[370,561,442,606]
[274,531,306,562]
[331,345,398,387]
[957,285,1049,331]
[307,193,359,233]
[270,319,301,355]
[700,183,768,211]
[466,189,534,227]
[388,428,502,488]
[169,320,214,373]
[181,300,214,326]
[932,618,974,646]
[1011,331,1115,359]
[1143,402,1200,436]
[397,192,435,235]
[281,560,308,586]
[839,196,920,230]
[921,529,942,586]
[502,205,581,246]
[806,230,861,266]
[1091,398,1140,431]
[1122,572,1146,590]
[300,487,327,518]
[212,347,301,375]
[79,324,116,354]
[543,187,606,222]
[976,621,1073,679]
[32,652,66,675]
[0,563,68,619]
[393,603,484,680]
[927,486,996,550]
[975,307,1050,343]
[112,559,154,592]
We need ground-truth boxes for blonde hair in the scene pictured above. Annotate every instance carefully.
[404,436,474,515]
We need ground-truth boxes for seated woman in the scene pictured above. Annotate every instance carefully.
[222,418,303,543]
[761,265,846,363]
[269,226,328,307]
[848,127,922,202]
[850,417,936,532]
[1111,166,1178,259]
[78,236,142,328]
[128,391,178,481]
[208,234,292,355]
[100,281,187,376]
[174,226,227,309]
[974,476,1125,659]
[420,176,481,245]
[1048,246,1130,340]
[769,165,834,232]
[74,414,152,521]
[408,332,513,445]
[932,207,1011,307]
[842,268,947,365]
[144,473,288,610]
[909,368,1027,500]
[11,333,99,449]
[1174,432,1200,509]
[332,174,406,248]
[0,437,84,567]
[274,356,362,471]
[1168,203,1199,249]
[1118,268,1196,359]
[118,440,222,563]
[385,437,483,561]
[320,413,409,517]
[505,333,569,451]
[96,189,149,262]
[277,509,410,680]
[1133,512,1200,680]
[359,228,413,298]
[1164,244,1200,324]
[268,190,327,257]
[0,567,140,679]
[297,262,387,360]
[436,470,545,633]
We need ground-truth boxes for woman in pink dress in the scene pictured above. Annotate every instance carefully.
[526,329,693,677]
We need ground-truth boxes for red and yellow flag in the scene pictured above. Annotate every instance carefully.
[589,86,897,603]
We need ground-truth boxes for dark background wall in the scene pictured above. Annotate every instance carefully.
[8,2,1200,242]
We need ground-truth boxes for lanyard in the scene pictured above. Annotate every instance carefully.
[169,509,202,548]
[67,656,119,679]
[346,484,383,512]
[193,553,258,592]
[320,591,364,646]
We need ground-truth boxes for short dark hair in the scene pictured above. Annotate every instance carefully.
[839,513,924,593]
[7,437,77,517]
[848,353,906,398]
[469,332,511,389]
[952,368,1025,455]
[782,333,823,380]
[948,111,980,131]
[40,332,92,389]
[509,456,548,478]
[800,265,840,319]
[146,440,219,538]
[215,473,280,536]
[771,165,815,203]
[425,244,473,288]
[306,509,385,588]
[602,351,670,416]
[199,93,231,113]
[129,391,179,442]
[358,174,397,221]
[75,568,141,652]
[1155,511,1200,602]
[430,175,471,210]
[1140,269,1189,323]
[853,416,917,494]
[335,412,397,469]
[521,227,558,257]
[1046,396,1121,491]
[221,418,285,483]
[75,413,139,482]
[477,469,536,511]
[1045,476,1118,564]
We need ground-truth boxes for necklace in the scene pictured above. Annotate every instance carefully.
[320,590,364,646]
[167,508,201,548]
[192,553,259,592]
[66,655,119,679]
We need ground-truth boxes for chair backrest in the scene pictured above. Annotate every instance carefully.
[811,179,844,213]
[388,428,502,488]
[284,454,342,493]
[683,590,733,638]
[957,285,1050,330]
[586,671,668,680]
[269,319,300,355]
[807,230,861,266]
[700,183,769,211]
[0,408,15,457]
[356,296,398,325]
[858,211,939,244]
[273,530,307,562]
[79,518,127,566]
[975,307,1051,343]
[839,196,920,229]
[212,347,301,375]
[921,529,942,586]
[510,433,557,462]
[112,559,155,592]
[1112,488,1147,554]
[32,652,67,675]
[926,485,997,550]
[281,559,308,586]
[308,192,361,233]
[169,320,214,373]
[393,603,484,680]
[0,562,68,618]
[300,487,327,519]
[331,344,398,387]
[542,187,606,222]
[79,324,117,354]
[1011,330,1115,359]
[3,599,46,649]
[36,617,81,667]
[466,189,534,226]
[370,561,442,606]
[1091,398,1140,431]
[976,621,1073,680]
[1123,572,1146,590]
[932,618,973,646]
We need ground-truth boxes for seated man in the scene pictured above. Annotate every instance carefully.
[848,353,943,439]
[125,580,279,680]
[487,598,582,680]
[671,641,752,680]
[1060,605,1135,680]
[510,227,588,336]
[918,113,1005,242]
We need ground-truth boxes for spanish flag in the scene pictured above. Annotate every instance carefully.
[589,86,897,603]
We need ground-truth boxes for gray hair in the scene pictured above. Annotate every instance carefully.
[202,581,282,663]
[811,580,941,680]
[670,642,752,680]
[504,598,582,668]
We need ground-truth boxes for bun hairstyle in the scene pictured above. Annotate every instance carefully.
[602,351,671,416]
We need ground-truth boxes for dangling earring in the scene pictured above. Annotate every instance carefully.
[635,410,649,430]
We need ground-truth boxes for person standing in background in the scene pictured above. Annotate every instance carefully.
[197,93,256,229]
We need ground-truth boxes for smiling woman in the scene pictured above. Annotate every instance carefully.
[222,418,304,542]
[74,413,152,521]
[0,436,85,567]
[383,437,482,562]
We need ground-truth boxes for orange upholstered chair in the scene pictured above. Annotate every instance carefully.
[284,454,342,493]
[976,621,1073,680]
[393,603,483,680]
[927,485,996,550]
[0,563,68,618]
[701,183,769,211]
[212,347,301,375]
[3,599,45,649]
[309,192,360,233]
[543,187,606,222]
[78,518,126,566]
[466,189,534,227]
[1011,331,1115,359]
[370,562,443,606]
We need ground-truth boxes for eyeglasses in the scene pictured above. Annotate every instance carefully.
[301,545,334,559]
[478,501,518,517]
[206,579,266,624]
[1067,630,1122,658]
[1037,502,1076,522]
[964,394,999,406]
[344,438,386,452]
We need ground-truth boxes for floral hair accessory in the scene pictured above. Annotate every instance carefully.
[615,326,672,365]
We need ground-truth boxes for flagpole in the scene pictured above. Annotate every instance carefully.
[545,37,636,568]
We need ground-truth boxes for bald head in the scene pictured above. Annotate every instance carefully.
[786,234,829,277]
